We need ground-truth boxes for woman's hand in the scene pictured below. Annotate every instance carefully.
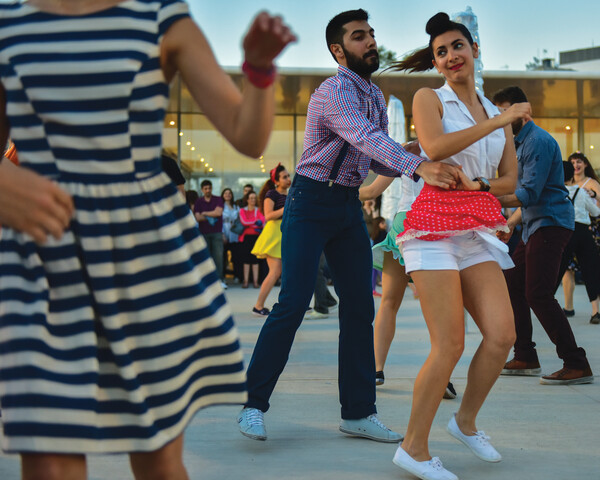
[243,12,297,69]
[496,224,514,243]
[495,102,532,128]
[454,168,480,191]
[0,160,73,244]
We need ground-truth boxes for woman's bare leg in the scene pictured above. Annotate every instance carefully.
[21,454,86,480]
[456,262,516,433]
[255,256,282,310]
[374,251,409,371]
[252,264,259,287]
[243,263,250,286]
[400,270,465,461]
[129,434,188,480]
[562,270,575,311]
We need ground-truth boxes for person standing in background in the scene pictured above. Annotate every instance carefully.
[195,179,226,289]
[239,191,265,288]
[222,187,243,284]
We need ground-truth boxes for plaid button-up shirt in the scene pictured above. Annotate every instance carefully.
[295,65,423,187]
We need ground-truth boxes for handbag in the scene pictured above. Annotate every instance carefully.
[231,214,245,235]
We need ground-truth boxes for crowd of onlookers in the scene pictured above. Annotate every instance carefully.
[185,180,266,291]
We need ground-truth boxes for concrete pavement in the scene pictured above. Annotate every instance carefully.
[1,282,599,479]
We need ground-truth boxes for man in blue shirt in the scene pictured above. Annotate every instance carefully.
[493,86,593,385]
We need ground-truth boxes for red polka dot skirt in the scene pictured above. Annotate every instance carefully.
[396,184,510,244]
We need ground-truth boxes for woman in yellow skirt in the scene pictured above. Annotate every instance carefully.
[252,164,291,315]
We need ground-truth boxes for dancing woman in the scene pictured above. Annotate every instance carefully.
[0,1,294,479]
[390,13,531,480]
[558,153,600,324]
[251,164,291,316]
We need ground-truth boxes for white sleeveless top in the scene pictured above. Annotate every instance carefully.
[396,83,506,213]
[568,179,600,225]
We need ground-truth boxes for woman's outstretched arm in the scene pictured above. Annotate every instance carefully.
[161,13,296,158]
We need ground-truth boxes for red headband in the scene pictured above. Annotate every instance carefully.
[270,163,282,183]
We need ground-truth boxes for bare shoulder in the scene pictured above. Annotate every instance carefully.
[413,87,442,115]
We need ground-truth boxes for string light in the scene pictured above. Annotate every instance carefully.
[169,121,175,126]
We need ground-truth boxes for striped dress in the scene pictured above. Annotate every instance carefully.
[0,0,246,454]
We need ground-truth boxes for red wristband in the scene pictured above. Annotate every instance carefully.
[242,60,276,89]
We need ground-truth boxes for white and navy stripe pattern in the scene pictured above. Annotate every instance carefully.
[0,0,247,454]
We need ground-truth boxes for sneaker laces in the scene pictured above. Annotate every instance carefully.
[428,457,444,471]
[245,408,264,426]
[367,414,390,431]
[474,430,491,446]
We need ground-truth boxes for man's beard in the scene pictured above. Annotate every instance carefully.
[342,46,379,77]
[512,118,523,136]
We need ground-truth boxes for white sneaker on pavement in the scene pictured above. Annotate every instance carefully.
[446,413,501,462]
[237,407,267,441]
[339,414,402,443]
[305,309,329,320]
[393,446,458,480]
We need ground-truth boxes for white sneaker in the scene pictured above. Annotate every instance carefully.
[220,281,228,290]
[305,309,329,320]
[237,407,266,441]
[446,413,501,462]
[393,446,458,480]
[339,414,402,443]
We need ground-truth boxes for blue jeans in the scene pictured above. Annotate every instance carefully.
[203,232,224,280]
[245,175,376,419]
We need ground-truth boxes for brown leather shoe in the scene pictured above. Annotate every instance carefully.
[540,367,594,385]
[501,358,542,376]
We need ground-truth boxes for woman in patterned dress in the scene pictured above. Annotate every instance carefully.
[390,13,531,480]
[0,1,295,479]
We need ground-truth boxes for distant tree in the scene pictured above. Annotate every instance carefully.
[525,56,542,71]
[378,45,397,68]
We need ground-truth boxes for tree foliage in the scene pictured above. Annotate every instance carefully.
[377,45,397,68]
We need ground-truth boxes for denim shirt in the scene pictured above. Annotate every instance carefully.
[514,121,574,243]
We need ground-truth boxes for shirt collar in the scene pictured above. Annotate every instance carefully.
[514,120,535,146]
[338,65,373,95]
[438,83,500,122]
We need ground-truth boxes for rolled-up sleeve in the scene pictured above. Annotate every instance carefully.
[514,140,552,208]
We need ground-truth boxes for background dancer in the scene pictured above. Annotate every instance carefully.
[0,1,295,479]
[251,164,291,316]
[359,175,457,400]
[391,13,531,480]
[558,152,600,323]
[493,86,595,385]
[237,8,461,444]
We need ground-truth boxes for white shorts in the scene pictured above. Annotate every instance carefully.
[401,232,513,274]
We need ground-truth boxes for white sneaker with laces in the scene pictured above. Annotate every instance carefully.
[446,413,501,462]
[393,446,458,480]
[237,407,267,441]
[339,414,402,443]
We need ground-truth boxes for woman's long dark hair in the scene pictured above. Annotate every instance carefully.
[568,151,600,183]
[258,164,286,214]
[390,12,474,73]
[221,187,235,207]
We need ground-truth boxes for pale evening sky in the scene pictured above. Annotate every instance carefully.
[188,0,600,71]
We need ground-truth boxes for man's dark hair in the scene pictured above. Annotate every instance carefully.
[563,161,575,183]
[491,86,528,106]
[200,179,212,188]
[325,9,369,62]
